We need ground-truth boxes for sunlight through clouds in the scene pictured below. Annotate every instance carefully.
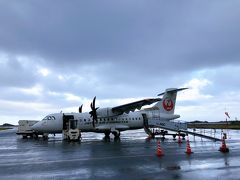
[38,68,51,77]
[179,78,213,101]
[18,84,44,96]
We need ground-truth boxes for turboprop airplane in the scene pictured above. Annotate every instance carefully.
[32,88,187,140]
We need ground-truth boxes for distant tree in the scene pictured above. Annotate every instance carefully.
[2,123,14,127]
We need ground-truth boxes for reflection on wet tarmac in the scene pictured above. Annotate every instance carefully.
[1,128,240,179]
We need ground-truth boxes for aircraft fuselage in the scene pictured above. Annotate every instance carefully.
[32,111,146,134]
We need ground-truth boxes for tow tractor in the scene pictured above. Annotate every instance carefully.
[62,114,81,141]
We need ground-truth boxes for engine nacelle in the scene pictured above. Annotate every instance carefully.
[96,108,121,117]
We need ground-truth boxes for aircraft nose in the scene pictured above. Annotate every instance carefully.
[32,122,42,132]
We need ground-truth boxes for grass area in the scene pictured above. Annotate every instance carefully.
[0,127,11,131]
[188,123,240,129]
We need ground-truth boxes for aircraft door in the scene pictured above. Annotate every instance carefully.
[142,113,148,127]
[63,114,74,130]
[142,113,154,137]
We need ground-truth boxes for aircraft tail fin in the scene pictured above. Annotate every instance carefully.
[154,88,188,114]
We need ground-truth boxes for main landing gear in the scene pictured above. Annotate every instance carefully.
[103,132,111,142]
[103,131,121,142]
[112,131,121,142]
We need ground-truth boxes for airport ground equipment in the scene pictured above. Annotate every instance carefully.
[144,117,221,141]
[16,120,40,138]
[62,114,81,141]
[144,117,188,138]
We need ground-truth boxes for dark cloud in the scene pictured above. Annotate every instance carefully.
[0,1,240,124]
[1,1,240,71]
[0,56,38,88]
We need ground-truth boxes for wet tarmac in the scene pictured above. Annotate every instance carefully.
[1,128,240,180]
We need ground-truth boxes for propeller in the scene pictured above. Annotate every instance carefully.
[89,96,99,127]
[79,104,83,113]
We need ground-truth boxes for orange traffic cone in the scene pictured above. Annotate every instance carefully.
[156,140,164,157]
[185,138,193,155]
[219,136,229,153]
[178,134,182,144]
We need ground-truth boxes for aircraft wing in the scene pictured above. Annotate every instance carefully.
[112,98,161,114]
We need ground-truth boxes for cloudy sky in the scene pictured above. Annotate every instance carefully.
[0,1,240,125]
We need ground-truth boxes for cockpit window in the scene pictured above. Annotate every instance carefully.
[43,116,56,121]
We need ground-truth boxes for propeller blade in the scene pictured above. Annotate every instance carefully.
[89,96,98,128]
[93,96,96,109]
[79,105,83,113]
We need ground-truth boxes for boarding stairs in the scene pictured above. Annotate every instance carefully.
[181,130,221,141]
[142,112,221,141]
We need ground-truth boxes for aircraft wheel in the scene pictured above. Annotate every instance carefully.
[43,135,48,140]
[104,132,110,138]
[114,136,121,142]
[33,133,39,140]
[77,136,82,142]
[103,132,110,142]
[182,134,186,140]
[173,134,176,140]
[103,136,110,142]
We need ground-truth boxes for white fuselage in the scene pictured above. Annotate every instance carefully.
[32,109,180,134]
[32,111,145,134]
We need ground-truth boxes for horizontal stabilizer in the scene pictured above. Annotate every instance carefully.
[158,88,188,96]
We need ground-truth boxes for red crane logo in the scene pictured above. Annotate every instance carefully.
[163,98,174,111]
